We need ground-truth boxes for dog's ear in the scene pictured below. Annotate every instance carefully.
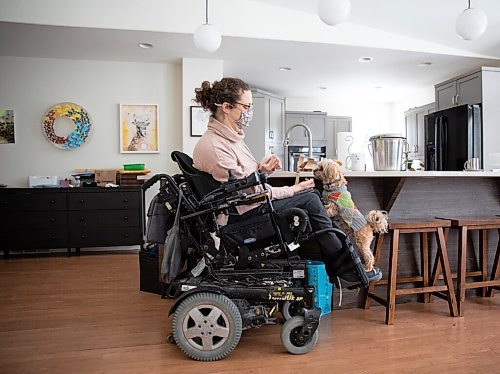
[334,159,343,166]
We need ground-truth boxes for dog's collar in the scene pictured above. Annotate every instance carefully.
[323,178,347,192]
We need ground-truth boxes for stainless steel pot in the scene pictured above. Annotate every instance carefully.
[368,134,407,171]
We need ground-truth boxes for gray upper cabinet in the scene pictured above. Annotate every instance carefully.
[326,116,352,159]
[435,71,481,111]
[404,103,434,160]
[246,89,285,163]
[285,111,327,145]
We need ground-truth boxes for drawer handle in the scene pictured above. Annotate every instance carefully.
[124,233,130,238]
[50,200,56,204]
[123,199,129,203]
[80,234,86,239]
[123,216,129,220]
[80,199,85,204]
[50,218,56,223]
[50,236,56,240]
[80,217,85,222]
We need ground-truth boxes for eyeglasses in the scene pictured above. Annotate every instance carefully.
[234,102,253,111]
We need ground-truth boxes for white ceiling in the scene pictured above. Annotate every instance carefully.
[1,0,499,103]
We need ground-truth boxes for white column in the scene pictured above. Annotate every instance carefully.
[181,58,223,156]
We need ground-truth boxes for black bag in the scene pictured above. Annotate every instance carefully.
[146,194,175,243]
[160,190,183,283]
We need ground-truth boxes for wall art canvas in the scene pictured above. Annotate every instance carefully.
[120,104,159,153]
[42,102,92,150]
[0,109,15,144]
[190,106,211,137]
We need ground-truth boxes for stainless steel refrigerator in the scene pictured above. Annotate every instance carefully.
[424,104,482,171]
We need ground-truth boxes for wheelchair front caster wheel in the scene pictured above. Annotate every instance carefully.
[281,300,305,321]
[281,316,319,355]
[172,292,242,361]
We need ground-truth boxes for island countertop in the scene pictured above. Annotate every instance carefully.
[270,170,500,178]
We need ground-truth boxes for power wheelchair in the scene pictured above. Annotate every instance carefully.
[143,151,367,361]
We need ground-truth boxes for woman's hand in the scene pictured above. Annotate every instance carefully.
[258,154,281,174]
[291,178,315,194]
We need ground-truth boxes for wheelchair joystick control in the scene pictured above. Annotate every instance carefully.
[227,170,237,182]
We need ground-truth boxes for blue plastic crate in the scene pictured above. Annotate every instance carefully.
[306,260,333,317]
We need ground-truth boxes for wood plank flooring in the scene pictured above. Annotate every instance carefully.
[0,253,499,374]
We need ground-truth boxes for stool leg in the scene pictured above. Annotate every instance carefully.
[430,228,449,291]
[386,229,399,325]
[486,229,500,297]
[420,232,430,303]
[437,227,458,317]
[457,226,467,316]
[364,233,384,309]
[479,229,488,297]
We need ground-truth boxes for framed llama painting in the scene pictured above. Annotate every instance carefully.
[119,104,159,153]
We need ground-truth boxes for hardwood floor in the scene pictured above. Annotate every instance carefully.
[0,253,498,374]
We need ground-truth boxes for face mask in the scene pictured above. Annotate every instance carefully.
[234,107,253,129]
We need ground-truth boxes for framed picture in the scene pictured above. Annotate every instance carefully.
[190,106,211,137]
[119,104,159,153]
[0,109,15,144]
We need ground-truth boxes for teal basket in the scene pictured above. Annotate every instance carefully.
[306,260,333,317]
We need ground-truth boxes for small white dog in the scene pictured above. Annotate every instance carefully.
[313,159,388,272]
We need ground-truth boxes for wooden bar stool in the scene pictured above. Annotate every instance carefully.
[435,216,500,316]
[363,219,458,325]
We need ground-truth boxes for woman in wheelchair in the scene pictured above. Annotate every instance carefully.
[160,78,381,361]
[192,77,382,286]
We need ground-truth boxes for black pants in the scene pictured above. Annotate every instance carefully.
[228,189,342,277]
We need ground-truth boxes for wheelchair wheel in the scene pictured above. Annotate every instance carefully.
[281,301,305,321]
[281,316,318,355]
[172,292,242,361]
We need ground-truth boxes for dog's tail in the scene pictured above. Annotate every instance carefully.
[365,210,388,234]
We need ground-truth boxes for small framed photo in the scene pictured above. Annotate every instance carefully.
[190,106,211,137]
[119,104,159,153]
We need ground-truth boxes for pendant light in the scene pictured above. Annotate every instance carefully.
[193,0,221,53]
[456,0,488,40]
[318,0,351,26]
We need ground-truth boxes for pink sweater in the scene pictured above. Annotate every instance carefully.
[193,117,294,219]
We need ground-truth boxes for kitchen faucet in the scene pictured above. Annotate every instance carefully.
[283,123,313,171]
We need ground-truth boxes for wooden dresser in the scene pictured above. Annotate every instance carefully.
[0,187,143,256]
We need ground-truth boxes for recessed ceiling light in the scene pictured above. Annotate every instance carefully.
[374,86,383,89]
[319,87,327,90]
[418,62,433,67]
[138,42,154,49]
[279,67,292,71]
[358,57,373,62]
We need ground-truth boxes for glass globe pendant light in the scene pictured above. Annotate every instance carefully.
[456,0,488,40]
[318,0,351,26]
[193,0,221,53]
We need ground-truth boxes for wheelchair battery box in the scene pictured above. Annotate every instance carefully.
[306,260,333,317]
[139,250,165,295]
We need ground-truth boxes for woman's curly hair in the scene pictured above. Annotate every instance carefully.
[194,77,250,116]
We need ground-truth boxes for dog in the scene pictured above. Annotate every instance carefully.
[313,158,388,272]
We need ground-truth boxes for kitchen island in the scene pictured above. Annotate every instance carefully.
[269,171,500,309]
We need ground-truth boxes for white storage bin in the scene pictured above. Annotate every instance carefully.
[28,176,58,187]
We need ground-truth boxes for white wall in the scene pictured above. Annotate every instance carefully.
[0,56,182,187]
[182,58,223,156]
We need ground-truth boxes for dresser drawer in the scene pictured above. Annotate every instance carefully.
[68,191,139,210]
[68,210,139,228]
[0,191,66,211]
[9,211,67,230]
[13,229,68,249]
[69,227,142,247]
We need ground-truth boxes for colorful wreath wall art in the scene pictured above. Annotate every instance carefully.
[42,102,92,150]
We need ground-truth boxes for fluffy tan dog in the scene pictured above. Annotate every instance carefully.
[313,159,388,271]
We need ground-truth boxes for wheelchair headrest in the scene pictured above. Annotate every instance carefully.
[171,151,221,198]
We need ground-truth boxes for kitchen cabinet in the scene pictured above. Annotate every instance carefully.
[435,71,481,111]
[326,116,352,159]
[404,103,434,160]
[0,187,143,256]
[434,66,500,170]
[285,111,327,145]
[246,89,285,163]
